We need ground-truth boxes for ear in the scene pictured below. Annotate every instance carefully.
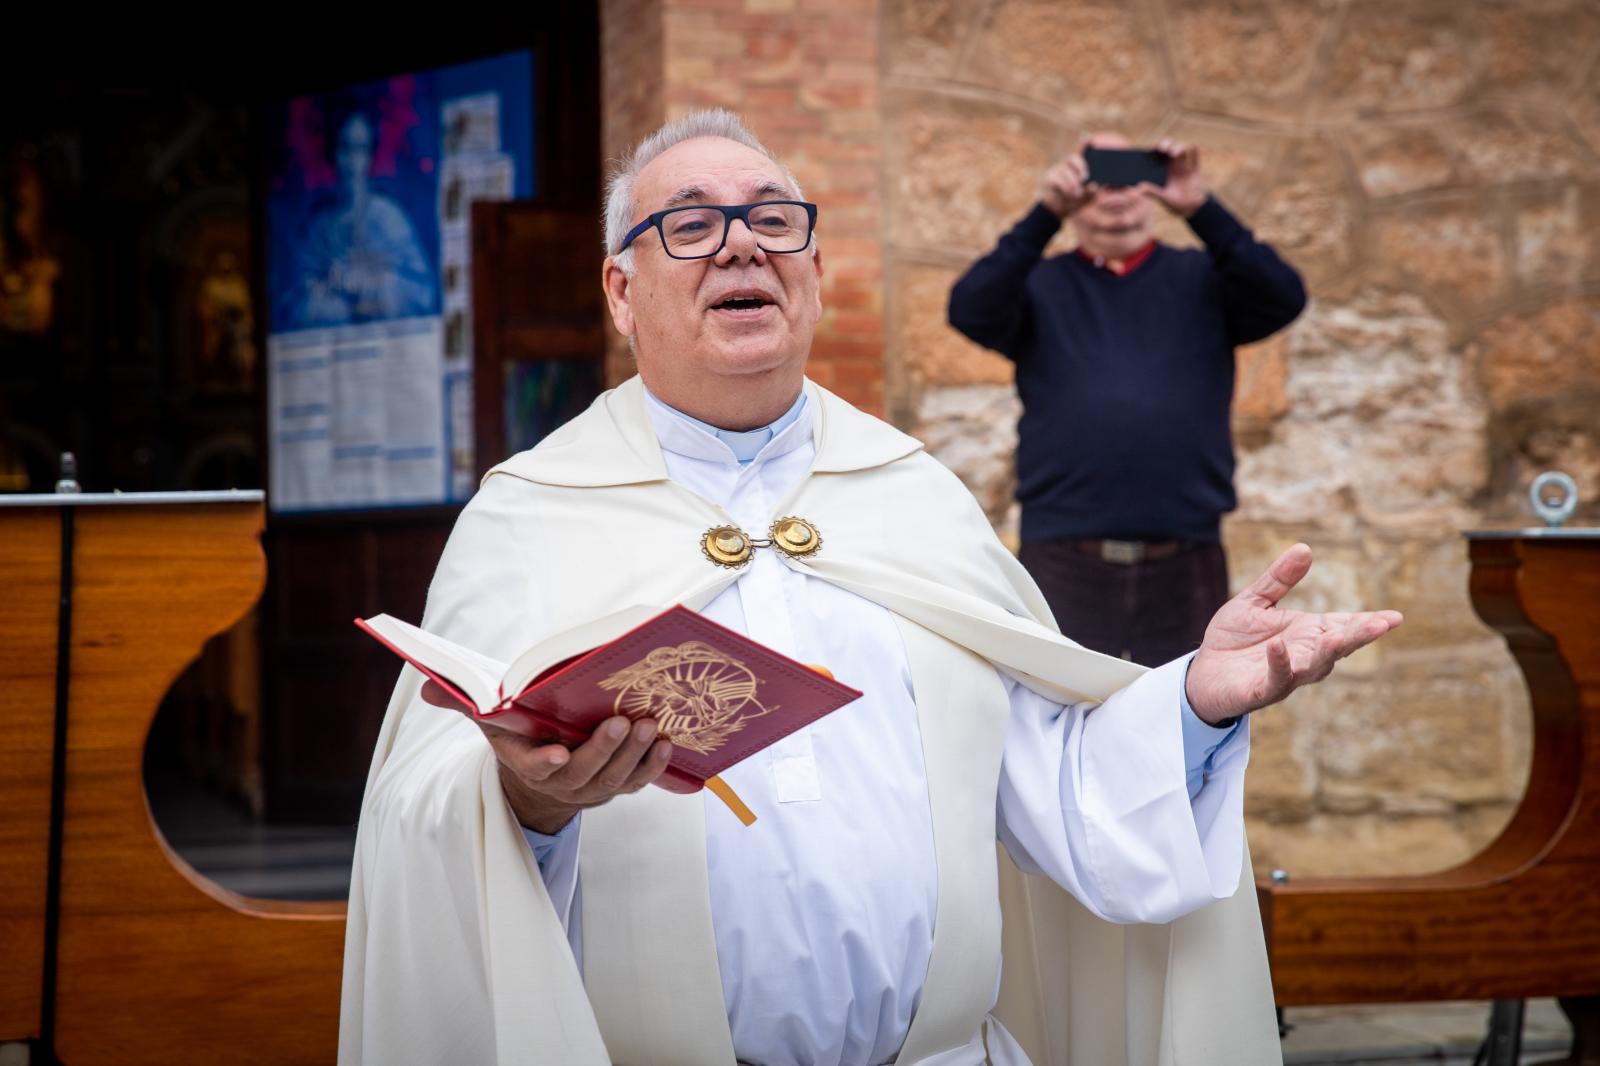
[602,256,636,339]
[810,244,825,320]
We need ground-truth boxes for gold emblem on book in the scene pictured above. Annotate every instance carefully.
[599,642,775,754]
[700,517,822,568]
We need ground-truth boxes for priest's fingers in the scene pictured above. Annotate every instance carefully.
[620,738,674,794]
[476,722,573,782]
[1264,637,1294,701]
[1350,605,1401,630]
[583,718,664,798]
[542,715,655,796]
[1242,543,1313,608]
[1269,612,1404,705]
[1316,611,1403,666]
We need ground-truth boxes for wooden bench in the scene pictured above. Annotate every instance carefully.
[1258,530,1600,1062]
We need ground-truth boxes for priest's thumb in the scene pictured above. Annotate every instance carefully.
[421,679,473,713]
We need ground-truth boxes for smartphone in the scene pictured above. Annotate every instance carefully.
[1084,147,1168,188]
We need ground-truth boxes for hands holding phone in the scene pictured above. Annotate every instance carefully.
[1141,138,1208,218]
[1040,138,1210,220]
[1038,154,1095,219]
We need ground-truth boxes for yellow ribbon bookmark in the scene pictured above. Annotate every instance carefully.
[705,775,756,827]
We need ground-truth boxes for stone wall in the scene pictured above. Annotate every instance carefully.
[601,0,1600,877]
[885,0,1600,877]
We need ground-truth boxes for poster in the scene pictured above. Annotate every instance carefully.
[266,50,533,512]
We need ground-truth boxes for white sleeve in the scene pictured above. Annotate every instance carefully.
[996,655,1251,924]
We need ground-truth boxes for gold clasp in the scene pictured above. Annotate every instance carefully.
[702,526,754,568]
[700,517,823,568]
[769,516,822,558]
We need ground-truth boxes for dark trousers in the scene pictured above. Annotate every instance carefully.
[1018,539,1230,668]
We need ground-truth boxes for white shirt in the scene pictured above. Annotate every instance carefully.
[525,390,1246,1066]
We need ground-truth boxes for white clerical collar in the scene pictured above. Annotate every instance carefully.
[643,386,811,466]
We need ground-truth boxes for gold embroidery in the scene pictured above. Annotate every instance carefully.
[598,641,775,755]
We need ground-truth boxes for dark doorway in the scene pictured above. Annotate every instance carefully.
[1,14,604,897]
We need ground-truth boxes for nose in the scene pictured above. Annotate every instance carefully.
[714,216,768,267]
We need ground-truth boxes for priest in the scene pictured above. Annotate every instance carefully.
[339,110,1401,1066]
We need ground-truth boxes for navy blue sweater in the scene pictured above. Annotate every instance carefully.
[948,198,1306,543]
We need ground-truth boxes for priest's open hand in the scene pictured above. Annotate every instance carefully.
[1184,543,1403,725]
[421,681,674,834]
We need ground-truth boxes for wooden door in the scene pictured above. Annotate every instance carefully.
[261,203,605,822]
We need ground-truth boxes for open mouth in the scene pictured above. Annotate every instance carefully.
[709,293,777,315]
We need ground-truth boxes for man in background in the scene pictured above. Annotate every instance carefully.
[950,134,1306,666]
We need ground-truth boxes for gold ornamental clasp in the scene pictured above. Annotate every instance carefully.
[702,525,754,568]
[769,516,822,558]
[701,516,823,568]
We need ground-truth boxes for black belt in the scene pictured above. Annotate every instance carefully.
[1067,538,1186,565]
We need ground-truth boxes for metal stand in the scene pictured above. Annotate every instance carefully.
[1476,999,1524,1066]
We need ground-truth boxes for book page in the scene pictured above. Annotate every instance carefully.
[357,614,508,712]
[501,604,664,700]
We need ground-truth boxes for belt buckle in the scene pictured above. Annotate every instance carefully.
[1101,539,1143,565]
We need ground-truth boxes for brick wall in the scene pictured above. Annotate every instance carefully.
[600,0,666,387]
[600,0,886,414]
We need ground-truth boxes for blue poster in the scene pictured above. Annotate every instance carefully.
[267,76,442,332]
[265,51,534,512]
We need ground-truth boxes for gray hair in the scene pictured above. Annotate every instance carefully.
[604,109,807,275]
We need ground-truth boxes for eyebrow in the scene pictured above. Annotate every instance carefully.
[749,179,789,200]
[659,179,792,210]
[661,184,710,210]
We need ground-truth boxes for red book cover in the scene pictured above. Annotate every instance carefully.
[357,606,863,799]
[494,606,862,794]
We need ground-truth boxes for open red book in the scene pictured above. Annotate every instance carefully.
[356,605,862,822]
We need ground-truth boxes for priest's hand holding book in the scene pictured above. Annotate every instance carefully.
[358,604,864,833]
[421,679,672,835]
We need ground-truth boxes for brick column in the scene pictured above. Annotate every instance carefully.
[601,0,886,415]
[600,0,667,387]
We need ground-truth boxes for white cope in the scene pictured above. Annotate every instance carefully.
[521,389,1247,1066]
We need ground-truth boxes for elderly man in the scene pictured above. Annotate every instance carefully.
[950,134,1306,668]
[340,111,1397,1066]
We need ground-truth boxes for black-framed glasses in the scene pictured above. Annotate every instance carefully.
[617,200,818,260]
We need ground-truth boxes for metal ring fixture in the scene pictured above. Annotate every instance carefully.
[1529,471,1579,528]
